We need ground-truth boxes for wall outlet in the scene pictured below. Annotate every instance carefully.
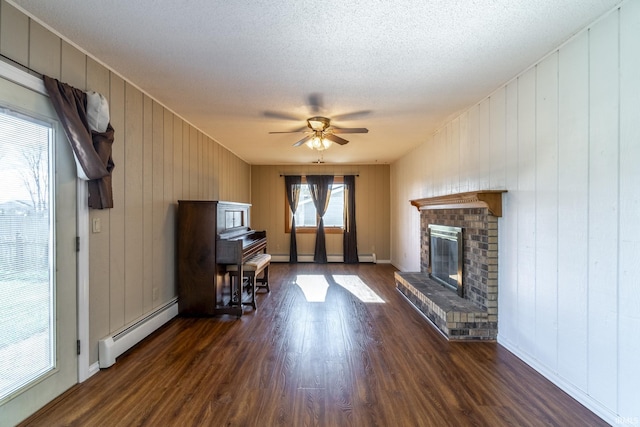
[152,287,159,300]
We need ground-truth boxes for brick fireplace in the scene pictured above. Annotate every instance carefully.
[395,190,506,341]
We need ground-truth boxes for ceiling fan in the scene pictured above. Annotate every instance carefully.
[269,116,369,151]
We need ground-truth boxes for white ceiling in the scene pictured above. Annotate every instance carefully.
[11,0,622,165]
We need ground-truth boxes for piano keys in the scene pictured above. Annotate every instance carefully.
[216,230,267,265]
[177,200,267,317]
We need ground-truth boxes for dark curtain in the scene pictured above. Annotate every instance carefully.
[43,75,115,209]
[285,176,302,263]
[306,175,333,263]
[343,175,359,263]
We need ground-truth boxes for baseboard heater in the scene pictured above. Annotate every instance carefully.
[98,298,178,368]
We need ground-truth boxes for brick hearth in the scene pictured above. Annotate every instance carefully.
[395,272,495,339]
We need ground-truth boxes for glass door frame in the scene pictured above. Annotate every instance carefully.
[0,61,91,383]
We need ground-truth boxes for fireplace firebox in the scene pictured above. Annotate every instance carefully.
[428,224,463,297]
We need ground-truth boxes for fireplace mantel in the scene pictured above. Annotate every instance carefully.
[410,190,507,217]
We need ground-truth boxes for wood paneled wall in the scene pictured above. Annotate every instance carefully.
[0,0,251,364]
[251,164,390,261]
[390,3,639,423]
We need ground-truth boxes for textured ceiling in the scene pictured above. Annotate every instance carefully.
[11,0,622,165]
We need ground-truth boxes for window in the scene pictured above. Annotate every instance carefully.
[0,107,54,401]
[286,178,344,233]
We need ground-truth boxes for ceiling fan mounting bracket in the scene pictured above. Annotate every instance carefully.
[307,116,331,131]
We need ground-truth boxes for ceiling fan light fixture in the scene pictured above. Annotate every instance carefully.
[306,132,332,151]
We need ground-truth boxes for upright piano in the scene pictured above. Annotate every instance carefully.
[177,200,267,317]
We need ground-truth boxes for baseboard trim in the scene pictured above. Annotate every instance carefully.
[270,254,390,264]
[87,362,100,378]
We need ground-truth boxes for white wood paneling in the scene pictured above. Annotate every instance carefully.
[467,105,480,192]
[587,10,619,410]
[458,112,470,194]
[489,87,506,189]
[434,131,441,193]
[478,99,491,190]
[618,0,640,417]
[449,118,460,194]
[516,68,537,356]
[500,79,519,343]
[534,51,559,370]
[557,31,589,390]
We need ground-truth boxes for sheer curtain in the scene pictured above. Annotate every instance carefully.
[343,175,359,263]
[306,175,333,263]
[284,176,302,263]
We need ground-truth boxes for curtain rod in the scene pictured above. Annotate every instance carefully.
[279,174,359,177]
[0,53,43,78]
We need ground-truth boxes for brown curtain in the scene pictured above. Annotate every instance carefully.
[43,75,115,209]
[306,175,333,263]
[285,175,301,263]
[343,175,359,263]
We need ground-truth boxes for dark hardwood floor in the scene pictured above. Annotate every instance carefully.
[21,263,605,426]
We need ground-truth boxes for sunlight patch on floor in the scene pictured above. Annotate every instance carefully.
[332,275,385,303]
[294,275,330,302]
[294,274,385,303]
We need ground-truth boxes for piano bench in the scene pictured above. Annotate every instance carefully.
[226,253,271,309]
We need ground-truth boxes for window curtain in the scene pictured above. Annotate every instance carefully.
[306,175,333,263]
[43,75,115,209]
[285,175,302,263]
[343,175,359,263]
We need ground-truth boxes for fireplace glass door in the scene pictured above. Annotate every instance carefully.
[428,224,463,296]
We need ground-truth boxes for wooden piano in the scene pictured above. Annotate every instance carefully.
[177,200,267,317]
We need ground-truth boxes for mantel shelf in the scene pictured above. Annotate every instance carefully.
[410,190,507,217]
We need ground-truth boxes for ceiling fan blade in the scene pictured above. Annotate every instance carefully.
[330,127,369,134]
[263,111,302,121]
[293,135,313,147]
[308,93,324,114]
[269,126,308,134]
[332,110,372,121]
[324,133,349,145]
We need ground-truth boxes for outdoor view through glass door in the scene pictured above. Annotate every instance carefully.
[0,106,54,399]
[0,74,77,424]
